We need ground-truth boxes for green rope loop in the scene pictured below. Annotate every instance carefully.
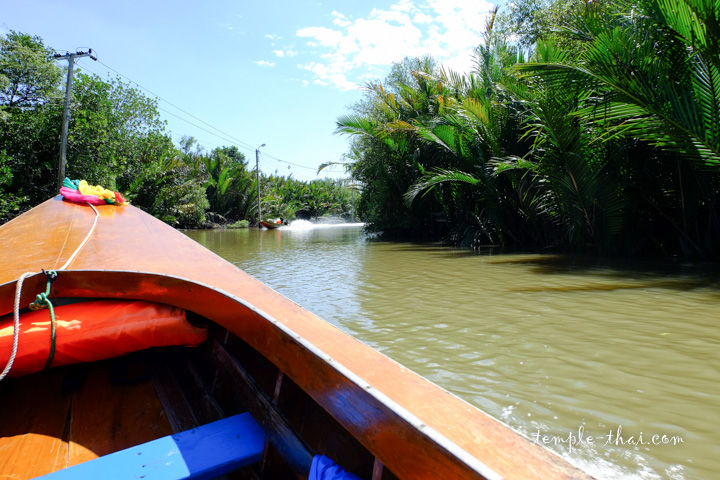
[27,271,58,370]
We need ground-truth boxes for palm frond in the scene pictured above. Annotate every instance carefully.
[335,114,379,137]
[404,169,481,206]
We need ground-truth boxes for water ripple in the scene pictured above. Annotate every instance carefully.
[186,229,720,479]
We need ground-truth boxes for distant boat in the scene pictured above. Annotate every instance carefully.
[259,220,282,229]
[0,196,594,480]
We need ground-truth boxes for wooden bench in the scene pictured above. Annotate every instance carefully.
[36,412,265,480]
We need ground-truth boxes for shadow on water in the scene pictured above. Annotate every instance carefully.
[381,240,720,294]
[485,253,720,294]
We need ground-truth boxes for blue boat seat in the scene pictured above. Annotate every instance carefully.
[36,412,265,480]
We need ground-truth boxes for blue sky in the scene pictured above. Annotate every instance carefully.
[2,0,495,181]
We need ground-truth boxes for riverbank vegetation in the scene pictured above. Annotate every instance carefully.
[0,31,353,228]
[3,0,719,259]
[338,0,720,259]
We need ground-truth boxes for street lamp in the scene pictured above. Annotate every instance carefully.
[256,144,265,225]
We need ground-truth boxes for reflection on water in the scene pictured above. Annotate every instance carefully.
[185,225,720,480]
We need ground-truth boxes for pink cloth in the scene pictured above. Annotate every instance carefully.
[59,186,107,205]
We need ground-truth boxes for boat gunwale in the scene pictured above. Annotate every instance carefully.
[0,268,503,480]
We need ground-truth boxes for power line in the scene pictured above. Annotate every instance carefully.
[74,61,247,151]
[261,151,315,171]
[157,106,255,155]
[54,60,269,164]
[92,58,256,152]
[72,59,257,157]
[74,57,320,174]
[77,58,249,149]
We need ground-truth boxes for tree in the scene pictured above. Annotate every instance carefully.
[0,31,61,108]
[0,32,191,224]
[519,0,720,256]
[0,149,27,222]
[68,74,169,190]
[336,55,454,238]
[0,31,63,209]
[494,0,588,53]
[204,146,250,221]
[334,0,720,257]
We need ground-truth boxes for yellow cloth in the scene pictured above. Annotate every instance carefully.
[78,180,116,201]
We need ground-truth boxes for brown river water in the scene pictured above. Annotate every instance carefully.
[185,222,720,480]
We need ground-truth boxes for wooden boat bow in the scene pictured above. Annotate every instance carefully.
[0,197,594,480]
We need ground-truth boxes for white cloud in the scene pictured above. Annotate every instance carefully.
[412,12,433,24]
[256,60,276,67]
[299,62,359,91]
[297,26,359,55]
[332,11,352,27]
[273,49,300,58]
[391,0,415,13]
[294,0,494,90]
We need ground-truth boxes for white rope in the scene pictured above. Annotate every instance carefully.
[58,203,99,271]
[0,272,35,381]
[1,202,100,381]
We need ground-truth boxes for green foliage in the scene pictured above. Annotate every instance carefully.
[517,0,720,255]
[0,31,61,108]
[0,31,349,233]
[0,30,189,220]
[494,0,588,54]
[260,175,354,221]
[67,74,169,189]
[203,145,253,222]
[572,0,720,163]
[227,219,250,229]
[152,180,210,228]
[0,149,28,222]
[0,31,63,207]
[337,0,720,257]
[336,55,457,238]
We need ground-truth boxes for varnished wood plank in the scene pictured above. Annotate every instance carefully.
[152,361,200,433]
[208,339,314,477]
[233,318,502,480]
[258,370,284,475]
[167,348,224,426]
[151,346,223,433]
[67,358,174,465]
[0,369,72,479]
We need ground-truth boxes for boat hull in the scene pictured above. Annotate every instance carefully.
[259,220,281,229]
[0,197,594,479]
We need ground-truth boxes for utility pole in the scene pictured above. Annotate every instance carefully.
[351,178,355,223]
[256,144,265,225]
[54,49,97,190]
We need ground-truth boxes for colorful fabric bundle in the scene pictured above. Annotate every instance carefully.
[59,177,128,205]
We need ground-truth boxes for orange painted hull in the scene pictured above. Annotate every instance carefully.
[0,197,594,479]
[259,220,282,229]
